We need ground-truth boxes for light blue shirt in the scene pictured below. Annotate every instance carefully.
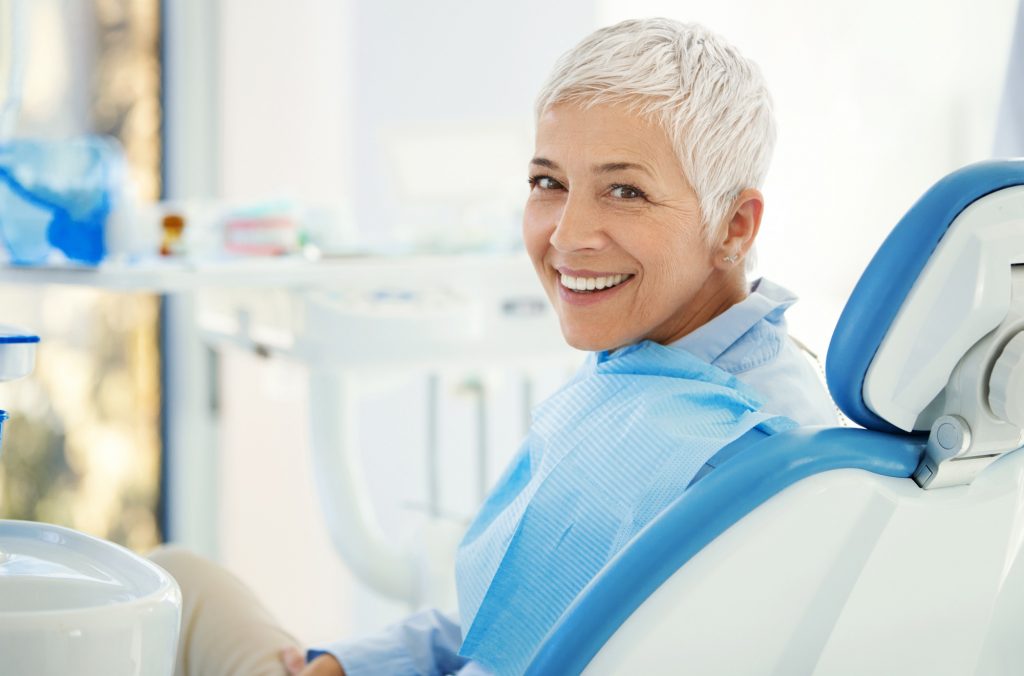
[310,278,837,675]
[673,278,836,428]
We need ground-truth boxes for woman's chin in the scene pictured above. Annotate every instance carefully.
[560,325,628,352]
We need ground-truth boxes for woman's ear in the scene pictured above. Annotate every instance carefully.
[713,188,763,270]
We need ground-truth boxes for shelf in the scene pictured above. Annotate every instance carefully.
[0,252,534,293]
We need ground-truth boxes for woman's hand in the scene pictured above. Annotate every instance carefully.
[280,647,345,676]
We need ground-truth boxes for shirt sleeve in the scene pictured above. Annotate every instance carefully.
[307,608,487,676]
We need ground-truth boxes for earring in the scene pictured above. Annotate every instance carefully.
[723,253,739,264]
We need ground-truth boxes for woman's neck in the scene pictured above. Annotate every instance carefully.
[655,269,749,345]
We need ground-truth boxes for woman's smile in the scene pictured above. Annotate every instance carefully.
[555,266,636,306]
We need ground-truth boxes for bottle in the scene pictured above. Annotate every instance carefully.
[0,136,127,266]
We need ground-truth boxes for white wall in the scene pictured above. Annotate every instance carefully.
[348,1,594,251]
[219,0,353,218]
[214,0,596,252]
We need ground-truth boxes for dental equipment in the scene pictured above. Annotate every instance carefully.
[0,326,182,676]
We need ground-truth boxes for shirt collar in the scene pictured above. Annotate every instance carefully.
[670,277,797,365]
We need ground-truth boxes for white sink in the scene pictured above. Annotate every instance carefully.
[0,520,181,675]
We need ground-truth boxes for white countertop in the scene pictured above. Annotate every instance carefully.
[0,252,533,293]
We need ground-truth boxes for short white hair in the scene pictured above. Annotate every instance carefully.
[535,18,776,245]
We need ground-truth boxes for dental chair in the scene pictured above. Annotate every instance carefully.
[526,159,1024,675]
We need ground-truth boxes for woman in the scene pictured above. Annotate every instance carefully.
[153,17,836,676]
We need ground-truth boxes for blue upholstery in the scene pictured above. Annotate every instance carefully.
[826,159,1024,433]
[686,427,769,488]
[524,427,924,675]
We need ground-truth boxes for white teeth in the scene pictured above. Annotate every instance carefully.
[559,272,630,292]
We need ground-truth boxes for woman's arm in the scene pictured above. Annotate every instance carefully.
[290,608,469,676]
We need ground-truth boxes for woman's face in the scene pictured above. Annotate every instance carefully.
[524,102,735,352]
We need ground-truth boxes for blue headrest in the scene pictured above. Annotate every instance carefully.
[826,159,1024,433]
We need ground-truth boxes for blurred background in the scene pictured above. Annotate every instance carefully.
[0,0,1020,649]
[0,0,162,551]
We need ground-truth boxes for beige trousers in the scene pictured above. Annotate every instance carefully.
[149,546,303,676]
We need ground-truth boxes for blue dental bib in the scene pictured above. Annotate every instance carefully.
[455,340,795,674]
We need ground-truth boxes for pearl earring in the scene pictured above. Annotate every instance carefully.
[723,254,739,264]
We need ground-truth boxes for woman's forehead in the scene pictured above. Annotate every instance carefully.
[534,103,680,176]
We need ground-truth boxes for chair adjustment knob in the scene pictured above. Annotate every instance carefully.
[989,330,1024,428]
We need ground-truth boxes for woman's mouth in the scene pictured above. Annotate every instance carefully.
[559,272,633,292]
[555,270,635,305]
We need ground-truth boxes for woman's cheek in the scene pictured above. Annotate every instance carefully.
[523,201,557,247]
[522,214,553,281]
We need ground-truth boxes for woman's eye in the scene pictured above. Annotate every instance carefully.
[528,175,564,191]
[610,184,645,200]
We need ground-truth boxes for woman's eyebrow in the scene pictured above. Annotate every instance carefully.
[594,161,653,176]
[530,157,560,170]
[529,158,654,176]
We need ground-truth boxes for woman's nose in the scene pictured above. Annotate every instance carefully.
[549,197,607,253]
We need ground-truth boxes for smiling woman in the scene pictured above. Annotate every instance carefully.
[153,18,837,676]
[448,23,837,672]
[524,102,761,350]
